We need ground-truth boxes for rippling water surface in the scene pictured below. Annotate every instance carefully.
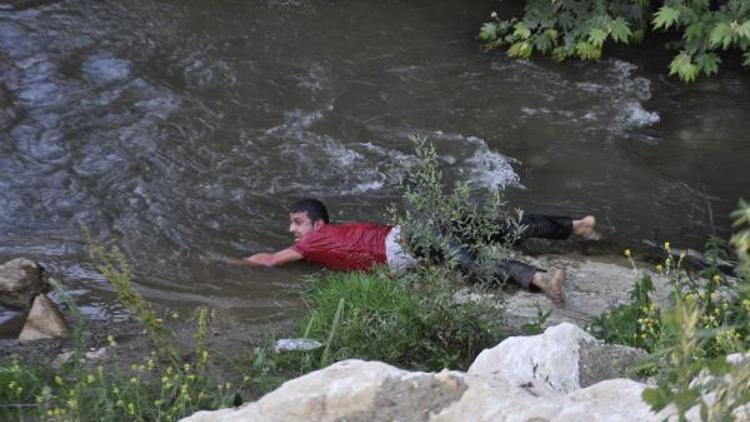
[1,0,749,326]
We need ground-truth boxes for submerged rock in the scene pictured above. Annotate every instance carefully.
[0,258,45,309]
[181,323,665,422]
[18,293,68,343]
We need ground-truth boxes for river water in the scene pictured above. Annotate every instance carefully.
[1,0,749,328]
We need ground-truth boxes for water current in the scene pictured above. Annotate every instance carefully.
[1,0,749,329]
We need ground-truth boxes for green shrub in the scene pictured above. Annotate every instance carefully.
[588,270,663,353]
[480,0,750,82]
[292,267,504,371]
[389,134,520,284]
[586,199,750,420]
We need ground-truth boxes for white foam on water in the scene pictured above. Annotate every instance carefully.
[463,137,522,191]
[341,180,385,194]
[622,101,660,127]
[266,109,325,134]
[82,52,132,84]
[295,63,328,92]
[575,60,660,133]
[427,130,522,191]
[510,59,660,138]
[260,112,388,196]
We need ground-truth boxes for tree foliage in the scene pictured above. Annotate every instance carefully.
[480,0,750,82]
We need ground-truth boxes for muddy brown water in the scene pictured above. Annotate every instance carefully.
[1,0,749,336]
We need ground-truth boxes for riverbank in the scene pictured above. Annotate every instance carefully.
[0,249,667,420]
[2,234,748,421]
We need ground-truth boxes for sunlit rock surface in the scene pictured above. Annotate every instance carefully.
[18,293,68,343]
[455,255,673,335]
[181,324,665,422]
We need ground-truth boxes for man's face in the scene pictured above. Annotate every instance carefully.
[289,211,323,242]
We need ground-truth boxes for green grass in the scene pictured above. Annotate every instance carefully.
[291,267,505,372]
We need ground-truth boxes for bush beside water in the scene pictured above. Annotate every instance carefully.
[480,0,750,82]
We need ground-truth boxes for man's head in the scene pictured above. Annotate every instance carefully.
[288,198,329,242]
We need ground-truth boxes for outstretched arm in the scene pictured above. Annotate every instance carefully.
[231,248,303,267]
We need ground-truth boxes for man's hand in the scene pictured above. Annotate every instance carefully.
[231,248,303,268]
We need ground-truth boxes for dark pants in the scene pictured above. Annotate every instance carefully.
[457,215,573,289]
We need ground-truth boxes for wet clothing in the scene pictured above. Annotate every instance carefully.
[509,214,573,243]
[291,222,392,271]
[488,214,574,289]
[291,215,575,289]
[415,214,574,288]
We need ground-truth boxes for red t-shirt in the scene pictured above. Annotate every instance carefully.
[290,223,393,271]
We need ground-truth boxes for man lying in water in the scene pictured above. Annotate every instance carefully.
[232,198,600,304]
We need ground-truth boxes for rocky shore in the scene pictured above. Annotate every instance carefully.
[0,252,709,421]
[181,323,692,421]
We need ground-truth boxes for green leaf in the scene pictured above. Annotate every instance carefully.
[575,41,602,61]
[479,22,499,42]
[684,22,706,43]
[507,41,533,59]
[669,52,699,82]
[552,46,570,62]
[709,22,734,49]
[737,21,750,41]
[744,51,750,67]
[588,28,608,47]
[534,34,554,53]
[631,28,646,44]
[706,356,732,375]
[610,17,633,44]
[642,387,671,411]
[673,389,699,412]
[653,6,681,30]
[513,22,532,40]
[695,52,721,76]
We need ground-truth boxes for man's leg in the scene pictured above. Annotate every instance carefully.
[451,245,565,304]
[493,260,565,304]
[496,214,600,243]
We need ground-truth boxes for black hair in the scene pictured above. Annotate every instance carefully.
[289,198,330,224]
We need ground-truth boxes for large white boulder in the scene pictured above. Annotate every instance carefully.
[182,323,664,422]
[468,322,594,393]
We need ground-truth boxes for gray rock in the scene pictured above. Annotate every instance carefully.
[53,346,111,368]
[487,254,671,335]
[0,258,45,309]
[18,293,68,343]
[181,325,670,422]
[577,339,648,387]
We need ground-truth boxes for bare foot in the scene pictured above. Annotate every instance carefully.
[573,215,601,241]
[532,270,566,304]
